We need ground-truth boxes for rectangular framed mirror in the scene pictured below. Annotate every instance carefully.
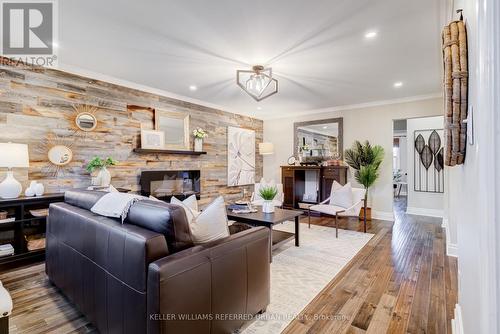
[154,110,190,150]
[294,118,343,164]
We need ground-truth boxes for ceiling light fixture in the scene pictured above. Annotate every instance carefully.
[393,81,403,88]
[365,31,377,39]
[257,106,262,110]
[189,85,197,91]
[322,126,328,129]
[237,65,278,101]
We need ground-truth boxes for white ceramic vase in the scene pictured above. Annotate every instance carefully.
[262,200,275,213]
[34,183,44,196]
[194,138,203,152]
[98,167,111,187]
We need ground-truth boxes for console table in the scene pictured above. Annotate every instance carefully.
[0,194,64,270]
[281,165,348,210]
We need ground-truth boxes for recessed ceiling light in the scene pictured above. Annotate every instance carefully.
[189,85,197,91]
[364,31,377,39]
[393,81,403,88]
[257,106,262,110]
[322,126,328,129]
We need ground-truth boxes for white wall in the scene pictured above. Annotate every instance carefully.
[446,0,500,333]
[406,116,444,217]
[263,97,443,220]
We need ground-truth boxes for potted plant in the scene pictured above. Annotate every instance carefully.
[259,185,278,213]
[344,141,384,221]
[193,128,207,152]
[86,157,118,187]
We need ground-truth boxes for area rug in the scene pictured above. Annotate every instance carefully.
[241,222,374,334]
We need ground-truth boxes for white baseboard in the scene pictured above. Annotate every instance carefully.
[452,304,464,334]
[447,242,458,257]
[443,218,458,257]
[406,206,444,218]
[372,210,394,221]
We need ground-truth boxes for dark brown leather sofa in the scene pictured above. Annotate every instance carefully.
[46,190,270,334]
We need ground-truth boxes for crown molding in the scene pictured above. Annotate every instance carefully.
[264,93,443,120]
[56,63,442,122]
[57,62,236,115]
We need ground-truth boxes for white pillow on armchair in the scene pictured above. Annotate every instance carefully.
[329,182,353,209]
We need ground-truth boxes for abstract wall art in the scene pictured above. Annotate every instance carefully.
[414,129,444,193]
[227,126,255,186]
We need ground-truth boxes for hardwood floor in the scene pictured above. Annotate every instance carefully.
[283,196,458,334]
[0,196,457,334]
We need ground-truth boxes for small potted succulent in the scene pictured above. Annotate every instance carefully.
[193,128,207,152]
[259,185,278,213]
[86,157,118,187]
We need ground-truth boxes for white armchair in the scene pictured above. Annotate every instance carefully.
[251,182,284,208]
[308,187,366,238]
[0,280,12,333]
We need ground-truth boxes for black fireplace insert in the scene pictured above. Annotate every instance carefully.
[140,170,200,201]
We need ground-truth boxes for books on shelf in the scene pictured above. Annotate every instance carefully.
[0,217,15,224]
[0,244,14,257]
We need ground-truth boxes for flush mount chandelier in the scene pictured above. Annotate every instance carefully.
[236,65,278,101]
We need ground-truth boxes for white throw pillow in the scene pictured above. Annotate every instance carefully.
[170,195,199,224]
[329,182,353,209]
[189,196,230,244]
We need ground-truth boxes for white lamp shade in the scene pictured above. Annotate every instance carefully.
[259,142,274,155]
[0,143,29,168]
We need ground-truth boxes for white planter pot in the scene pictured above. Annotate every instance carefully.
[262,200,275,213]
[194,138,203,152]
[98,167,111,187]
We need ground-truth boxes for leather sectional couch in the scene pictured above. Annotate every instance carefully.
[46,190,270,334]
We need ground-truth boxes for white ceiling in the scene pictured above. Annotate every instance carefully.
[59,0,443,120]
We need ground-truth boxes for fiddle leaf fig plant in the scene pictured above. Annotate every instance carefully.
[344,140,384,215]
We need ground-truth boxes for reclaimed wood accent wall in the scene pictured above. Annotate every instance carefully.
[0,58,263,206]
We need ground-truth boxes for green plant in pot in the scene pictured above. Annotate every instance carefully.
[259,185,278,213]
[86,157,118,187]
[344,141,384,221]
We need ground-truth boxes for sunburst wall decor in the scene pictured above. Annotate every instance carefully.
[36,132,79,176]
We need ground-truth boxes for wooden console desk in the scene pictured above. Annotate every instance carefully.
[281,165,348,209]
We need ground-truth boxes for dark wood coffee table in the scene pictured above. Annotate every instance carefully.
[227,208,303,261]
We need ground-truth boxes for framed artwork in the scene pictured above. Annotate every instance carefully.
[154,110,190,150]
[141,130,165,149]
[227,126,255,186]
[414,129,444,193]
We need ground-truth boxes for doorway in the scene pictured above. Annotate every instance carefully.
[393,119,408,213]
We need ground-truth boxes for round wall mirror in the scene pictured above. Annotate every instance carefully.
[48,145,73,166]
[75,112,97,131]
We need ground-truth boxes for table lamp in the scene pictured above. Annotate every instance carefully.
[0,143,29,199]
[259,142,274,155]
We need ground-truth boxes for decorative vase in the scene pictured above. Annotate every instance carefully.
[25,187,35,197]
[262,200,275,213]
[194,138,203,152]
[34,183,44,196]
[98,167,111,187]
[91,170,101,186]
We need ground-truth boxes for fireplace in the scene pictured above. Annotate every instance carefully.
[140,170,200,201]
